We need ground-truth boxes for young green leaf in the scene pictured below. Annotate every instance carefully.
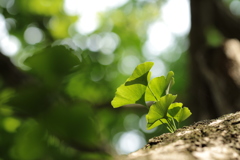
[166,71,174,85]
[146,116,167,130]
[146,94,177,130]
[165,71,175,94]
[145,71,175,102]
[111,62,154,108]
[174,107,192,122]
[111,62,192,133]
[145,76,166,102]
[167,102,183,118]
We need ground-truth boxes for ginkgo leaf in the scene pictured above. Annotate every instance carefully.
[174,107,192,122]
[165,71,175,94]
[146,94,177,129]
[145,71,175,102]
[146,116,167,130]
[111,62,154,108]
[145,76,166,102]
[166,71,174,85]
[111,61,192,132]
[167,102,183,118]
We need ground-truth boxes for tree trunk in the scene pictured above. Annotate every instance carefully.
[189,0,240,120]
[122,111,240,160]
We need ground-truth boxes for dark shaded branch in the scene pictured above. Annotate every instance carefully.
[0,52,29,87]
[213,0,240,40]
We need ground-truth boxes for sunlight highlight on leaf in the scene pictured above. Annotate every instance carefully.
[112,62,192,132]
[174,107,192,122]
[146,94,177,130]
[111,62,153,108]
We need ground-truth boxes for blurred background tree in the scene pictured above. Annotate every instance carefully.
[189,0,240,120]
[0,0,239,159]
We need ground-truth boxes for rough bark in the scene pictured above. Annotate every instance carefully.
[119,111,240,160]
[189,0,240,120]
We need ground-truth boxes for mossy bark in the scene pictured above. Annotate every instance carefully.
[117,111,240,160]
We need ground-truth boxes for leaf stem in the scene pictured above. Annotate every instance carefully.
[166,118,176,133]
[171,117,177,130]
[166,126,174,133]
[159,119,174,133]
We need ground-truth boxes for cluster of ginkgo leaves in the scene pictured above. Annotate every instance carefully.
[111,62,191,133]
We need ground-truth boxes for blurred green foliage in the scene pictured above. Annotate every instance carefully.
[0,0,192,159]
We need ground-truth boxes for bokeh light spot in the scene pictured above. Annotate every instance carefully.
[143,21,174,56]
[149,59,166,78]
[75,14,99,35]
[24,26,44,45]
[87,34,101,52]
[0,35,21,56]
[0,14,8,39]
[99,32,120,55]
[3,117,21,133]
[115,130,146,154]
[124,114,140,130]
[230,0,240,16]
[119,55,140,75]
[162,0,190,36]
[98,54,115,65]
[73,35,88,50]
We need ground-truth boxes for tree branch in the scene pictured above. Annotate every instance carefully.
[213,0,240,39]
[0,52,29,87]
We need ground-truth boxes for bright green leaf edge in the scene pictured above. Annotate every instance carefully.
[111,62,154,108]
[146,94,177,130]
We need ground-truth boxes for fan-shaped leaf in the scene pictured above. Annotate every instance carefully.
[111,62,154,108]
[146,94,177,129]
[167,102,183,118]
[174,107,192,122]
[145,71,175,102]
[145,76,166,102]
